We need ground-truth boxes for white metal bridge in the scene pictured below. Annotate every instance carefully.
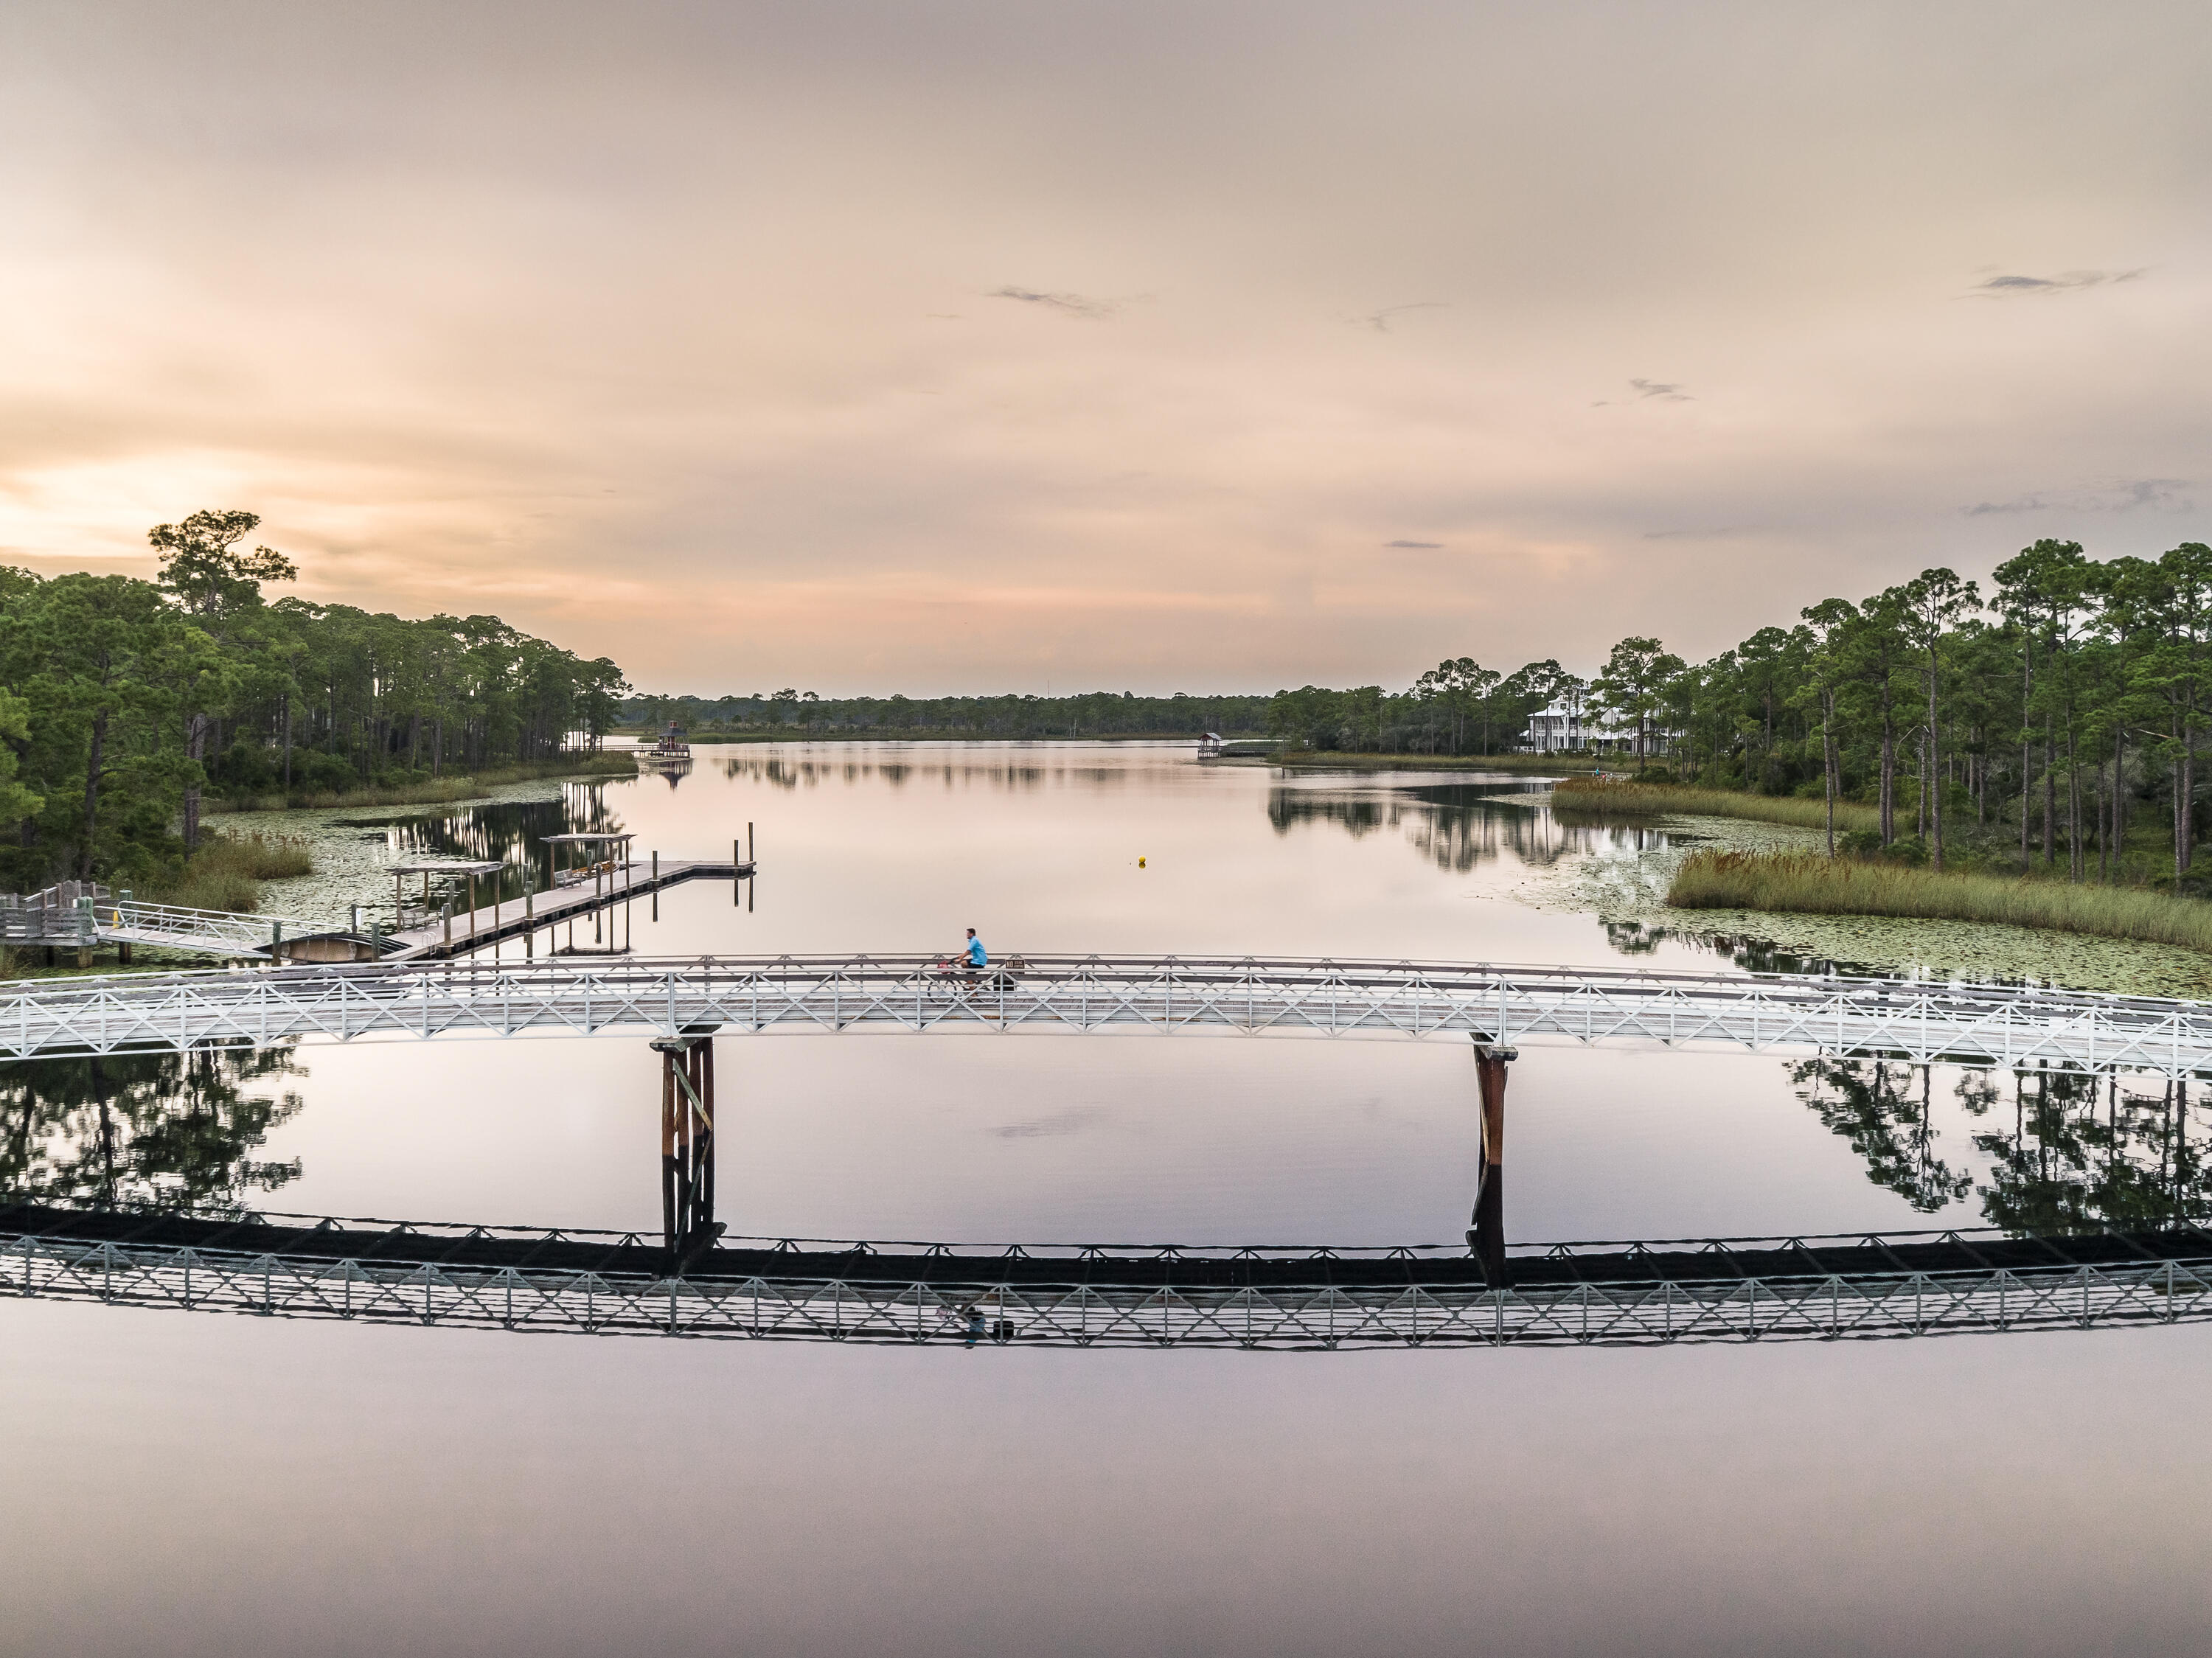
[4,953,2211,1075]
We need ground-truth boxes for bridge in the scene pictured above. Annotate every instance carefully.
[1,954,2208,1074]
[8,954,2210,1345]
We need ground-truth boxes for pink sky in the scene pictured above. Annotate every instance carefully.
[3,1,2208,693]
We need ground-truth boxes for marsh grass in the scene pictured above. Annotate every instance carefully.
[213,753,637,812]
[147,832,316,913]
[1277,750,1604,773]
[1554,777,1881,832]
[1669,849,2212,953]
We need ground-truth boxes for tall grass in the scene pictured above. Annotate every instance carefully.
[1553,776,1880,833]
[147,832,316,914]
[1278,750,1605,773]
[1669,849,2212,953]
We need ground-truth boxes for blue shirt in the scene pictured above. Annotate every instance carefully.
[966,936,987,966]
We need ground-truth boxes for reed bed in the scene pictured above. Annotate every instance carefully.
[148,832,317,913]
[1669,849,2212,953]
[1553,777,1880,832]
[1278,750,1604,773]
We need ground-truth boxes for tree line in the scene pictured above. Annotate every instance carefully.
[1,510,629,890]
[622,689,1276,739]
[1265,539,2212,887]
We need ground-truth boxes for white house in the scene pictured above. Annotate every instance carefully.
[1521,701,1677,756]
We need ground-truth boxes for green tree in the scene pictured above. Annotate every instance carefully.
[1593,636,1684,771]
[1896,568,1980,871]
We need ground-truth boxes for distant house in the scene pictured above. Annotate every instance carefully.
[1521,702,1677,756]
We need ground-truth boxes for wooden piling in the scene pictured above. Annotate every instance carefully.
[1470,1042,1517,1287]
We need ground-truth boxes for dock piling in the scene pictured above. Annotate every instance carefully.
[1470,1042,1517,1287]
[651,1034,719,1269]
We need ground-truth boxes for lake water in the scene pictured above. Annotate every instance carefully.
[6,742,2210,1656]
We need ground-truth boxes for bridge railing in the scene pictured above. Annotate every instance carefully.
[97,896,316,952]
[1,952,2209,1073]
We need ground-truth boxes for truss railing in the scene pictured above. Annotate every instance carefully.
[2,954,2210,1075]
[1,886,319,956]
[96,896,313,955]
[7,1227,2208,1348]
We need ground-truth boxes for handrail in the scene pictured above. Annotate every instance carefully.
[1,952,2208,1072]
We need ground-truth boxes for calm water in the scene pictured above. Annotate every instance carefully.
[5,743,2209,1657]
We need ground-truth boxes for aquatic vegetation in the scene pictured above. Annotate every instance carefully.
[147,832,317,914]
[1669,849,2212,954]
[1277,750,1603,773]
[1554,777,1880,833]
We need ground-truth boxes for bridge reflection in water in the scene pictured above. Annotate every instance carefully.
[4,1020,2211,1348]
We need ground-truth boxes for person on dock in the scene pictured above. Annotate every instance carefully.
[964,927,987,970]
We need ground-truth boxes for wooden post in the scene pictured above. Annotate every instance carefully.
[655,1034,719,1269]
[660,1043,678,1254]
[698,1039,715,1229]
[1470,1042,1517,1287]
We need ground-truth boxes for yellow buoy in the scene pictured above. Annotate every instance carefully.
[1138,857,1147,868]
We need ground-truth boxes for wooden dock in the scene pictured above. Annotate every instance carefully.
[386,857,754,959]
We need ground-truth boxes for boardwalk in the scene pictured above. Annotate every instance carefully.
[2,954,2211,1074]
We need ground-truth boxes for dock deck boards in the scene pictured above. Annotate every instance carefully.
[386,858,754,958]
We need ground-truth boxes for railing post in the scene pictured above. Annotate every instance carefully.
[1469,1041,1517,1288]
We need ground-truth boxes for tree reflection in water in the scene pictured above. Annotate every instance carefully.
[1266,782,1663,875]
[0,1047,306,1216]
[3,1038,2201,1243]
[1792,1057,2211,1233]
[366,780,627,905]
[1788,1059,1974,1213]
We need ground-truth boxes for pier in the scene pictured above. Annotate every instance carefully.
[380,850,755,960]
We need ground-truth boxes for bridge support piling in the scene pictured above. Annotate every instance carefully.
[1470,1042,1517,1287]
[651,1034,720,1271]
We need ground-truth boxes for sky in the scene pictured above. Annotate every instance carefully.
[1,0,2208,694]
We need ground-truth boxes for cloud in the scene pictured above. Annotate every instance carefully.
[1642,526,1743,540]
[1359,302,1447,333]
[1384,539,1444,549]
[988,287,1117,318]
[1629,379,1691,401]
[1963,478,2192,515]
[1969,269,2146,297]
